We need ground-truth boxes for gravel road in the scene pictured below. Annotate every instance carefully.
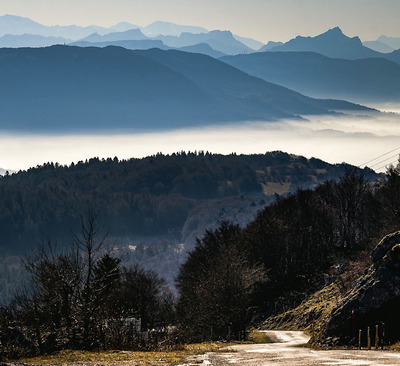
[182,330,400,366]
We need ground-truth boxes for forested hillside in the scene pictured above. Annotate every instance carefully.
[0,151,377,253]
[0,151,378,305]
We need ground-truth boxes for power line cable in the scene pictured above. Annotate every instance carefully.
[358,146,400,167]
[368,153,400,168]
[374,159,399,172]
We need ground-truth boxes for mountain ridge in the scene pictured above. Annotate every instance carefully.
[141,20,208,37]
[0,45,371,132]
[262,27,382,59]
[220,51,400,103]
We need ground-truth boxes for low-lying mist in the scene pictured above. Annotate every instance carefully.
[1,111,399,173]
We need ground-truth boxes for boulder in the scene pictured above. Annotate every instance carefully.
[323,231,400,345]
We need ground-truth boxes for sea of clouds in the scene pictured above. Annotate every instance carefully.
[1,109,399,173]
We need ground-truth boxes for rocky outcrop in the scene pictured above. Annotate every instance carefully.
[323,231,400,345]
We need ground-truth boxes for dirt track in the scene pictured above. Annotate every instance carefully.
[183,331,400,366]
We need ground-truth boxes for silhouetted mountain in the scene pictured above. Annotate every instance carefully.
[142,21,208,37]
[220,51,400,103]
[266,27,381,60]
[156,30,253,55]
[259,41,284,51]
[109,22,141,33]
[0,45,369,131]
[0,14,47,37]
[77,28,147,43]
[233,34,264,50]
[70,39,166,50]
[134,47,371,115]
[0,14,109,40]
[384,49,400,65]
[363,40,394,53]
[377,35,400,50]
[174,43,226,58]
[71,39,224,58]
[0,34,70,48]
[71,39,167,50]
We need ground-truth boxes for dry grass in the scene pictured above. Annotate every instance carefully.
[262,182,292,196]
[247,330,273,344]
[17,343,230,366]
[389,342,400,351]
[261,282,342,335]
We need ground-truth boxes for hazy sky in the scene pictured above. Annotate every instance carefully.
[0,0,399,42]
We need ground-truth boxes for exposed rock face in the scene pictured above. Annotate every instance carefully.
[324,231,400,345]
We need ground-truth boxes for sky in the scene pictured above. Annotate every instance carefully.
[0,0,399,42]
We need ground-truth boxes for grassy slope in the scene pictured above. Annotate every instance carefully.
[260,251,378,346]
[261,282,342,336]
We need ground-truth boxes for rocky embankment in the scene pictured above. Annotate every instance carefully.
[323,231,400,346]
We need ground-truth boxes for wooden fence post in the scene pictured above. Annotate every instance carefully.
[367,326,371,350]
[375,325,379,350]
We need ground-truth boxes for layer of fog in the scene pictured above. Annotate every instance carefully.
[1,111,399,173]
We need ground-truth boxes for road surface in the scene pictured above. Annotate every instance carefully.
[182,331,400,365]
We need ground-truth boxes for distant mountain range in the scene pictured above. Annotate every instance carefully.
[259,27,400,65]
[73,29,252,56]
[363,35,400,53]
[0,33,69,48]
[262,27,382,59]
[0,14,397,121]
[233,34,264,50]
[141,20,208,37]
[363,40,394,53]
[221,51,400,103]
[0,15,208,41]
[2,14,399,62]
[152,30,253,55]
[0,45,371,132]
[0,14,260,55]
[77,28,148,43]
[71,39,226,58]
[0,14,110,39]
